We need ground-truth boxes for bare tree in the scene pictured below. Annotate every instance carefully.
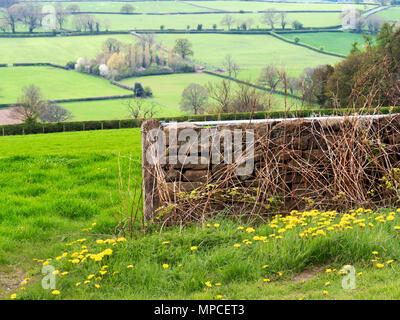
[261,8,279,30]
[222,54,240,78]
[55,3,69,30]
[246,17,255,30]
[40,104,73,122]
[206,80,233,113]
[258,64,283,109]
[180,83,208,115]
[221,14,235,30]
[3,4,20,33]
[10,85,48,124]
[232,82,266,113]
[19,2,41,33]
[126,99,158,120]
[258,65,282,91]
[279,12,287,30]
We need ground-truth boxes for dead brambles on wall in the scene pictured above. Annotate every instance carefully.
[141,115,400,225]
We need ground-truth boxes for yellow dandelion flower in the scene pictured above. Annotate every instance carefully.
[162,241,169,245]
[87,274,95,280]
[376,263,385,269]
[94,284,100,289]
[205,281,212,288]
[76,282,81,287]
[325,281,330,286]
[190,246,198,251]
[10,294,17,300]
[263,278,271,282]
[237,226,244,230]
[51,290,60,295]
[233,243,241,248]
[323,290,328,296]
[127,265,133,269]
[162,264,169,269]
[214,223,220,228]
[215,283,221,286]
[246,227,255,233]
[216,295,223,300]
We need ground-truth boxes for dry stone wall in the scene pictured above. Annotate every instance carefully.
[142,115,400,224]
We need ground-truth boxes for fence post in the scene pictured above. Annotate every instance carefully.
[141,119,162,221]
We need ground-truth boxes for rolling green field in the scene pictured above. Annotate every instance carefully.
[1,130,400,300]
[186,1,372,12]
[45,1,213,13]
[0,66,130,104]
[62,11,342,30]
[152,33,342,76]
[0,35,135,65]
[119,72,302,112]
[284,32,371,55]
[375,6,400,21]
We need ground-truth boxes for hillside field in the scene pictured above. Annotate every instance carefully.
[44,1,214,13]
[375,6,400,21]
[283,32,372,55]
[0,66,130,104]
[62,11,343,30]
[0,35,135,65]
[152,33,342,76]
[1,130,400,300]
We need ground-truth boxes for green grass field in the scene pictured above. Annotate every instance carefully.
[186,1,372,12]
[1,129,400,300]
[0,66,130,104]
[61,11,342,31]
[0,34,134,65]
[119,72,303,112]
[375,6,400,21]
[283,32,371,55]
[153,33,342,76]
[45,1,213,13]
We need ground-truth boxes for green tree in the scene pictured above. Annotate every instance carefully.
[120,4,135,13]
[173,38,194,59]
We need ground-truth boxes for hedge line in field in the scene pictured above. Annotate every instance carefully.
[2,107,400,136]
[269,32,347,58]
[0,27,347,38]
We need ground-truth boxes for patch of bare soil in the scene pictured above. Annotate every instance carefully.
[0,269,27,298]
[0,108,22,125]
[291,265,326,283]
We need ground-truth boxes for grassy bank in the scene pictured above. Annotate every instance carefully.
[1,129,400,300]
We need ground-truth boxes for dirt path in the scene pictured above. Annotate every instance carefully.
[0,108,22,125]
